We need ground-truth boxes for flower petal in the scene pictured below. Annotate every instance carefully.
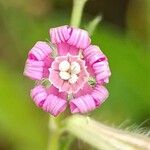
[70,95,96,114]
[83,45,111,84]
[61,81,70,92]
[92,85,109,107]
[43,94,67,116]
[24,41,53,80]
[70,85,109,114]
[47,85,67,100]
[50,25,71,44]
[49,69,64,90]
[50,26,90,55]
[28,41,52,61]
[67,27,91,49]
[57,43,70,56]
[83,45,107,65]
[57,43,80,56]
[31,85,47,107]
[93,61,111,84]
[24,59,44,80]
[31,85,67,116]
[69,45,79,56]
[75,83,93,97]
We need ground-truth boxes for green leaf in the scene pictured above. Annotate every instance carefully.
[86,15,102,35]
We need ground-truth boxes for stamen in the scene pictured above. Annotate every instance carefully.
[71,62,81,74]
[59,71,71,80]
[69,74,78,84]
[59,60,70,72]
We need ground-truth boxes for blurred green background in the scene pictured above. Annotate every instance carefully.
[0,0,150,150]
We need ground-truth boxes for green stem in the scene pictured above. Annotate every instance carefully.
[70,0,88,27]
[47,116,60,150]
[47,109,72,150]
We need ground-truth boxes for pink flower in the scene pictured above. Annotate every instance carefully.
[24,25,111,116]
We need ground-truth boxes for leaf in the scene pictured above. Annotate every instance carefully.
[65,115,150,150]
[86,15,102,35]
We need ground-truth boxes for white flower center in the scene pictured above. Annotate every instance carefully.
[59,71,70,80]
[69,74,78,84]
[59,60,70,71]
[59,60,81,84]
[70,62,81,74]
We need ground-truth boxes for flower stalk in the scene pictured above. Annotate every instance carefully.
[70,0,88,27]
[47,116,60,150]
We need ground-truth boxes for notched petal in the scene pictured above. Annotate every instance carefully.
[67,27,91,49]
[50,25,71,44]
[28,41,52,61]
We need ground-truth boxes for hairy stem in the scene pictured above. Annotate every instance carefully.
[65,115,150,150]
